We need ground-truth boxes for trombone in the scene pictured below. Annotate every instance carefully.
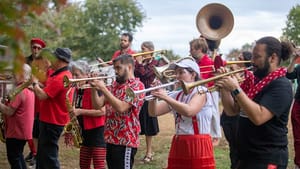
[126,80,178,101]
[132,50,167,58]
[63,75,116,88]
[181,67,252,94]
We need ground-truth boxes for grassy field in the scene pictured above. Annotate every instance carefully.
[0,113,296,169]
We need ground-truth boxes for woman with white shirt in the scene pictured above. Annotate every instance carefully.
[148,57,215,169]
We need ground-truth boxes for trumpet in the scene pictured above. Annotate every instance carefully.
[63,75,116,88]
[132,50,167,58]
[126,80,178,101]
[181,67,252,94]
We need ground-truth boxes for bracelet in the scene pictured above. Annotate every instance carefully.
[231,88,241,97]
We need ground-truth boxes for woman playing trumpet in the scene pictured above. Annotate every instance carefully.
[69,60,107,169]
[148,57,215,169]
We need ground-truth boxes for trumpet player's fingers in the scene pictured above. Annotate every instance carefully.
[89,79,105,90]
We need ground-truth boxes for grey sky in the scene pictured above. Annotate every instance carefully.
[132,0,299,57]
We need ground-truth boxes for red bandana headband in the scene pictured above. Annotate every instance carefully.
[246,67,287,99]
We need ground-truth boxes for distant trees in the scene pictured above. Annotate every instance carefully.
[282,4,300,45]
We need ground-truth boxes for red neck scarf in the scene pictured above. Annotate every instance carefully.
[246,67,287,99]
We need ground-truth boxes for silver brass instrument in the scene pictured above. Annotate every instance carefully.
[0,79,13,143]
[126,80,178,101]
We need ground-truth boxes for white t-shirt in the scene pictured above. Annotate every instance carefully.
[169,86,213,135]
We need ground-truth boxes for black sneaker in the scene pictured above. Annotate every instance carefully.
[25,152,33,162]
[29,156,36,166]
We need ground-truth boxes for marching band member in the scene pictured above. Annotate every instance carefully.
[69,60,106,169]
[189,38,222,146]
[0,64,34,169]
[90,54,145,169]
[216,36,293,169]
[25,37,48,166]
[32,47,73,169]
[286,45,300,169]
[148,57,215,169]
[134,41,160,163]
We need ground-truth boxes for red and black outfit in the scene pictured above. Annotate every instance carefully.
[111,49,135,61]
[74,88,106,169]
[105,78,144,169]
[36,66,73,169]
[237,68,292,169]
[134,59,160,136]
[286,65,300,167]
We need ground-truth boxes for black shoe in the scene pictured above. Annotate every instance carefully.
[25,152,33,162]
[29,156,36,166]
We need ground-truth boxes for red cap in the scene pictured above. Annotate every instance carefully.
[30,38,46,48]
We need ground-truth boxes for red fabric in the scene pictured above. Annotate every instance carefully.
[247,67,286,99]
[240,69,254,93]
[79,88,105,130]
[167,135,215,169]
[40,70,74,125]
[5,88,35,140]
[30,38,46,48]
[80,146,106,169]
[34,69,54,116]
[111,48,136,60]
[104,78,145,148]
[291,100,300,166]
[27,139,36,155]
[197,55,214,87]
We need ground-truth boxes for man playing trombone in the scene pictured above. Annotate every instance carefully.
[90,54,145,169]
[189,38,222,146]
[216,36,294,169]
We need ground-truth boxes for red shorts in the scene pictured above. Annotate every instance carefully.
[167,134,215,169]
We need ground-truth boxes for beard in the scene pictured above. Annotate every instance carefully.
[116,70,128,84]
[253,60,270,79]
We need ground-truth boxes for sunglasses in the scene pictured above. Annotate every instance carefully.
[32,46,42,50]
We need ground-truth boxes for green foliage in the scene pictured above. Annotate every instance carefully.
[283,4,300,45]
[0,0,67,74]
[23,0,146,61]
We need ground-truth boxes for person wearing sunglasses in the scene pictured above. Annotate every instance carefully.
[26,38,46,65]
[24,37,46,167]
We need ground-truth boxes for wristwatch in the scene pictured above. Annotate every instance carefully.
[231,88,241,97]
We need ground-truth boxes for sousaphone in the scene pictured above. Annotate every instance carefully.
[196,3,234,41]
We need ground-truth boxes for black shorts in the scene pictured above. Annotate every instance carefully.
[139,101,159,136]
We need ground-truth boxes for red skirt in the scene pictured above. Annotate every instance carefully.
[167,134,215,169]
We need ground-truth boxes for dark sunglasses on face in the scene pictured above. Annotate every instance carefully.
[32,46,42,50]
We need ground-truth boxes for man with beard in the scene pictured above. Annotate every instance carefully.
[90,54,145,169]
[112,32,136,60]
[215,36,293,169]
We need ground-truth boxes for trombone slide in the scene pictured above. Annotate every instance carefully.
[181,67,251,94]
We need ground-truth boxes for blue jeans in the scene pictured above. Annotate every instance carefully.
[36,121,63,169]
[6,138,27,169]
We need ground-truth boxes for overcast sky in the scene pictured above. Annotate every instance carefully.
[132,0,299,57]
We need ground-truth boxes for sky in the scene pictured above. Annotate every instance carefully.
[132,0,299,57]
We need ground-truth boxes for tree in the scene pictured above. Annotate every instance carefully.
[0,0,67,74]
[23,0,146,61]
[282,4,300,45]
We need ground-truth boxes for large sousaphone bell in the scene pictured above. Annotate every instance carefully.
[196,3,234,41]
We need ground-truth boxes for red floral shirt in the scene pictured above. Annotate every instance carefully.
[104,78,145,148]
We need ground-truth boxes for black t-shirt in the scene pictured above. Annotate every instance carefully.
[238,77,293,165]
[286,64,300,99]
